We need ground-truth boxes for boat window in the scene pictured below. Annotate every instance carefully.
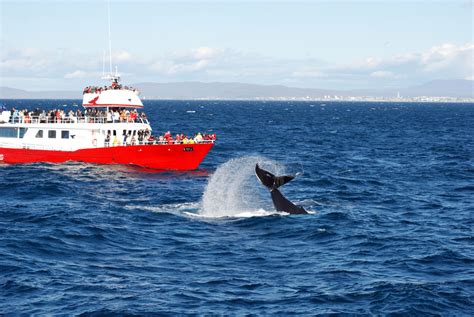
[19,128,28,138]
[61,131,69,139]
[48,130,56,138]
[0,127,18,138]
[113,130,116,136]
[36,130,43,138]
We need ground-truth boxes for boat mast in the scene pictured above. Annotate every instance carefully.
[103,0,119,83]
[107,0,113,76]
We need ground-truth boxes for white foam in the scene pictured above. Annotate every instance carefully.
[126,156,305,219]
[200,156,285,218]
[125,202,200,216]
[188,209,287,219]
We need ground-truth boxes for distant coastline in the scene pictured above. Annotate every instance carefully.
[1,97,472,104]
[1,79,473,103]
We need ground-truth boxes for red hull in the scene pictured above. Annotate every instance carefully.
[0,143,214,170]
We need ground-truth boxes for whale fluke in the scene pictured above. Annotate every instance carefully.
[255,164,307,215]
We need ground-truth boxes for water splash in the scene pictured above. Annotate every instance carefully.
[200,156,286,218]
[125,156,299,218]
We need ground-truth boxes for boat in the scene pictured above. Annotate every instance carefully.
[0,1,215,170]
[0,74,215,170]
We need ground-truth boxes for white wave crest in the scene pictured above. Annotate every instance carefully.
[200,156,285,218]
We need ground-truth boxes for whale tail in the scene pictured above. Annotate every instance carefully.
[255,164,307,215]
[255,164,295,190]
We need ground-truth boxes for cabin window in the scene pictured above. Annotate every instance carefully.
[19,128,28,138]
[61,131,69,139]
[36,130,43,138]
[48,130,57,138]
[0,127,19,138]
[113,130,116,136]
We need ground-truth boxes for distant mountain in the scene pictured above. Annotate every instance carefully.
[134,82,340,99]
[1,79,472,100]
[399,80,473,98]
[0,87,78,99]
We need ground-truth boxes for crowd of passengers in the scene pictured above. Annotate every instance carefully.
[1,107,148,124]
[83,81,138,94]
[105,130,216,146]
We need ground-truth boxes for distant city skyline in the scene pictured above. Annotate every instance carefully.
[1,0,473,91]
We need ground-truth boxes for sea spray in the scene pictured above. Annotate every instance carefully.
[201,156,285,217]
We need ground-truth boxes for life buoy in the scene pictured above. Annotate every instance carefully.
[92,139,97,146]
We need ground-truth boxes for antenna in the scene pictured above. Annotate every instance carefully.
[107,0,113,75]
[102,50,106,77]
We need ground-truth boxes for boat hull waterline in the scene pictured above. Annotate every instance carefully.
[0,143,214,170]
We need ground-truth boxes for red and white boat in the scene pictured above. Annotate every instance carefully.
[0,75,215,170]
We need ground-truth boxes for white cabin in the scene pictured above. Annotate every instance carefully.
[0,83,153,151]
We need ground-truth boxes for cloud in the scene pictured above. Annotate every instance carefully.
[0,48,50,72]
[150,47,227,75]
[1,43,472,90]
[64,70,102,79]
[112,50,133,62]
[420,43,473,74]
[288,42,472,87]
[370,71,397,79]
[191,47,223,60]
[371,43,473,80]
[0,48,99,79]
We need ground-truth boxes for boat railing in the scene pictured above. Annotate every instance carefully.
[0,139,215,151]
[6,116,150,125]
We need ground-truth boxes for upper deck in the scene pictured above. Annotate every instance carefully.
[0,108,149,126]
[82,81,143,108]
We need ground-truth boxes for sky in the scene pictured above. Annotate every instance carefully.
[0,0,473,91]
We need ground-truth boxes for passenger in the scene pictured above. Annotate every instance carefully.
[107,110,113,123]
[55,110,61,123]
[123,132,127,145]
[105,132,111,147]
[148,135,155,144]
[130,110,137,122]
[19,110,25,123]
[68,110,76,123]
[194,132,203,143]
[24,112,31,124]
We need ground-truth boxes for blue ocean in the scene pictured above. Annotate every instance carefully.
[0,100,473,315]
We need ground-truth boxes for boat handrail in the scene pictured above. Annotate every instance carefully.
[4,116,150,125]
[0,140,215,151]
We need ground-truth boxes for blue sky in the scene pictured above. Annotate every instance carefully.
[1,0,472,90]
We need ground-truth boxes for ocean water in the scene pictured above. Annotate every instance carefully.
[0,100,473,315]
